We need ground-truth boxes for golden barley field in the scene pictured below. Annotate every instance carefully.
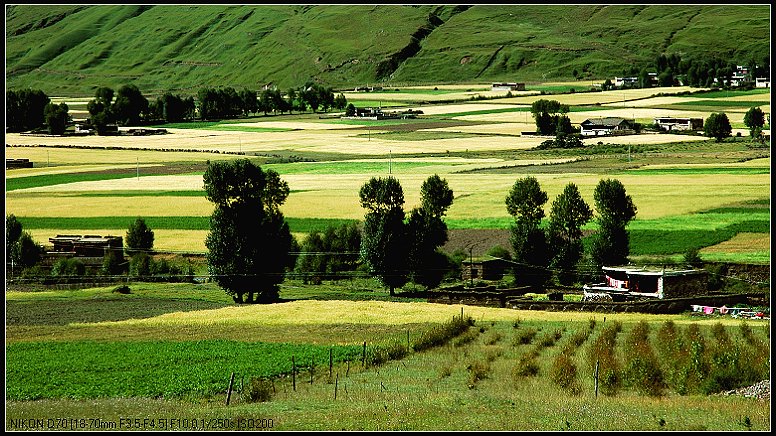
[70,299,752,331]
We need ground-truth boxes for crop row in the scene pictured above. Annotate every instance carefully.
[6,340,363,400]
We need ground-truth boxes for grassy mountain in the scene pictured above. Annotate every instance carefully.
[5,4,770,97]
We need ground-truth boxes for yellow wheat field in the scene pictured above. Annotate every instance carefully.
[4,146,238,166]
[70,299,752,330]
[26,229,209,253]
[701,232,770,254]
[581,133,709,146]
[405,103,526,115]
[495,86,701,106]
[8,171,769,223]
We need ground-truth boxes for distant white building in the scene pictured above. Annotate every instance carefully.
[580,117,636,136]
[755,77,770,88]
[653,117,704,131]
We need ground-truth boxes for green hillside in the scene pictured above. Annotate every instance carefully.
[5,4,770,97]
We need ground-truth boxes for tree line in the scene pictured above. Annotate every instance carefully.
[198,159,640,304]
[5,82,349,135]
[602,53,770,90]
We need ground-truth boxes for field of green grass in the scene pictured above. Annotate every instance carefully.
[5,283,771,430]
[6,5,769,94]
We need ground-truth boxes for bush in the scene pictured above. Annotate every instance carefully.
[467,360,490,387]
[512,327,538,345]
[370,340,408,366]
[550,353,581,395]
[483,331,502,345]
[129,253,152,279]
[512,353,540,378]
[112,285,131,294]
[621,321,666,396]
[51,258,86,282]
[244,377,274,403]
[412,315,474,352]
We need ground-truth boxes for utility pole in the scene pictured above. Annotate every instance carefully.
[469,246,474,287]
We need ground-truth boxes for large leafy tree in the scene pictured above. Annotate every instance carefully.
[407,174,454,289]
[6,89,50,132]
[530,99,569,135]
[6,214,43,274]
[743,106,765,137]
[547,183,593,285]
[126,217,154,255]
[204,159,292,304]
[44,102,69,135]
[359,176,408,295]
[506,176,551,289]
[590,179,637,269]
[112,84,148,126]
[703,112,732,142]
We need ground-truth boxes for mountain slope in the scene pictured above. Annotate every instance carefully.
[5,4,770,96]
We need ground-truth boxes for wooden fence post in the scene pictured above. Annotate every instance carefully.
[594,359,600,398]
[225,372,235,405]
[334,372,339,400]
[362,341,367,368]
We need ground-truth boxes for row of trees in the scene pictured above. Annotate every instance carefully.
[202,159,458,303]
[605,54,770,90]
[6,89,72,134]
[507,177,637,289]
[359,174,455,295]
[7,81,349,135]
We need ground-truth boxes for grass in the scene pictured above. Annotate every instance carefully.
[15,216,358,233]
[6,340,363,400]
[6,172,142,191]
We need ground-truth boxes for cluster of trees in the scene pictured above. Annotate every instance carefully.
[87,85,150,133]
[6,89,50,132]
[604,54,770,90]
[6,89,71,134]
[531,99,584,149]
[6,214,44,276]
[194,82,347,120]
[530,99,573,136]
[295,222,361,284]
[359,175,456,295]
[506,177,636,289]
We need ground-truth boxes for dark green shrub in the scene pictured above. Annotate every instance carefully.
[112,285,131,294]
[244,377,273,403]
[622,321,665,396]
[453,329,479,347]
[129,253,152,279]
[51,258,86,282]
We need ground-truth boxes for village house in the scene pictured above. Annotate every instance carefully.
[579,117,636,136]
[491,82,526,91]
[755,77,770,88]
[49,235,123,257]
[653,116,704,131]
[461,258,510,282]
[583,266,708,300]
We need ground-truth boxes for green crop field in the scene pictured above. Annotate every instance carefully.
[4,284,771,430]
